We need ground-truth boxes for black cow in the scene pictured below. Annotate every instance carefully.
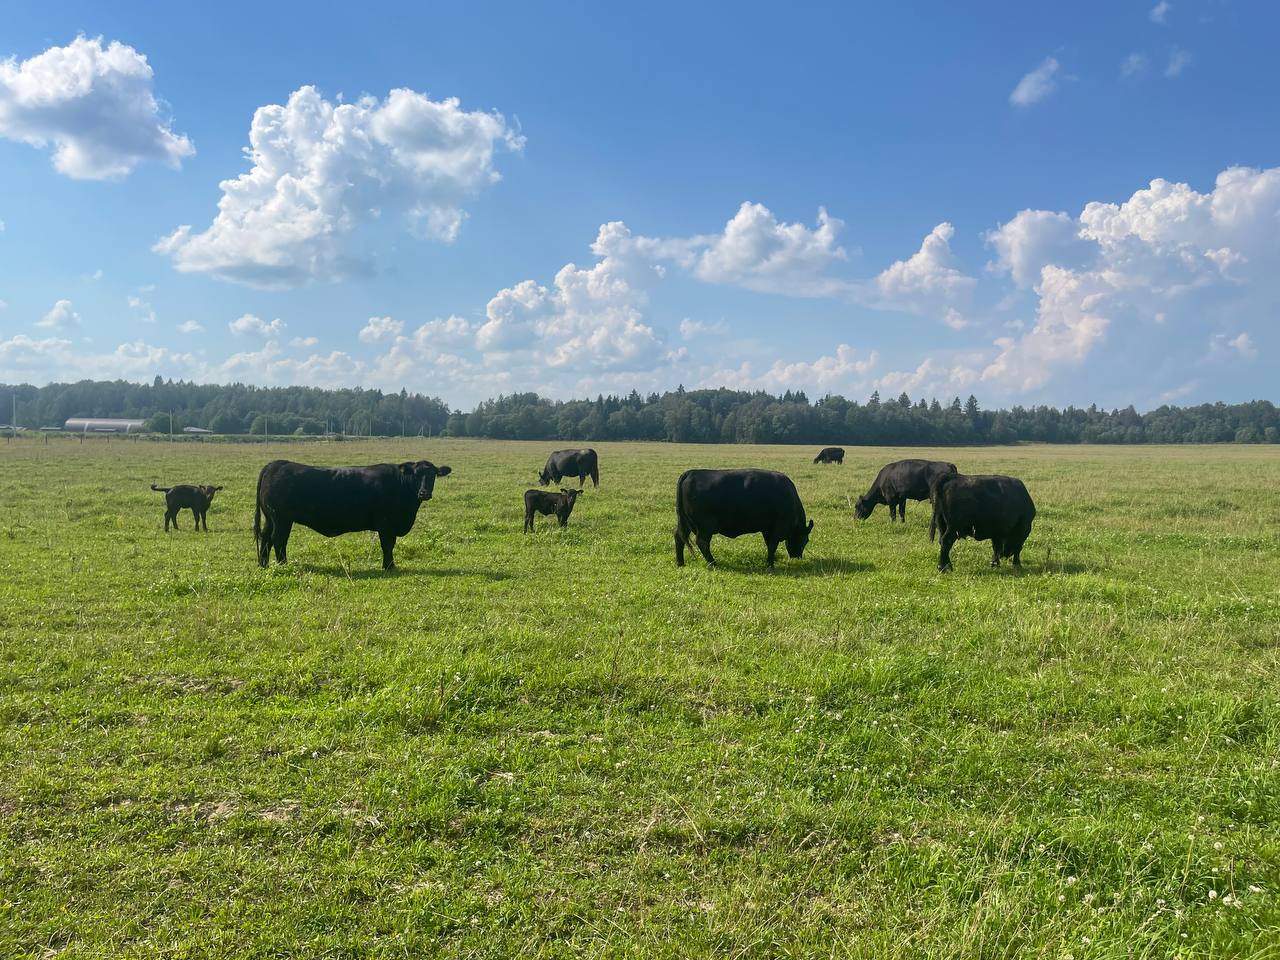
[930,473,1035,572]
[254,459,451,571]
[151,483,223,532]
[675,469,813,569]
[813,447,845,464]
[539,448,599,488]
[523,488,580,533]
[854,459,958,534]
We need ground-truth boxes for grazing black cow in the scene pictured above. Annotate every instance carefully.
[675,469,814,569]
[929,473,1035,572]
[254,459,451,571]
[151,483,223,532]
[523,488,580,532]
[854,459,958,534]
[813,447,845,465]
[538,448,599,488]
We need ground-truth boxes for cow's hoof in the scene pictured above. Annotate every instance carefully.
[938,563,952,573]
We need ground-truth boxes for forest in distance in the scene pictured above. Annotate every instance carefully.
[4,376,1280,446]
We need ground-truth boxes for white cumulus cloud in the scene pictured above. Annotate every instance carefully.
[0,36,192,180]
[155,85,523,288]
[35,299,79,331]
[1150,1,1171,25]
[692,202,850,297]
[229,313,285,337]
[359,316,404,344]
[177,320,202,334]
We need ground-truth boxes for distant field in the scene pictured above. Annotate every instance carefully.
[1,438,1278,958]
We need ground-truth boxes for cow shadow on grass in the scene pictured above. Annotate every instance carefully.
[296,563,514,581]
[708,557,873,577]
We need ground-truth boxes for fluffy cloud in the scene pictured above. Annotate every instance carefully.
[359,316,404,344]
[986,209,1089,287]
[708,344,878,393]
[679,318,729,339]
[1010,58,1060,108]
[477,221,666,372]
[177,320,202,334]
[874,222,976,314]
[229,314,285,337]
[1150,1,1171,25]
[692,203,850,297]
[970,166,1280,394]
[0,36,192,179]
[155,85,523,288]
[0,333,196,381]
[35,299,79,330]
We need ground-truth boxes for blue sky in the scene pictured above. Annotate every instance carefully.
[1,1,1277,409]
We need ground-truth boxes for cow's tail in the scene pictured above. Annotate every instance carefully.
[253,469,265,554]
[150,484,170,493]
[928,472,957,542]
[674,470,696,547]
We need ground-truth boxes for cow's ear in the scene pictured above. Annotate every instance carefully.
[436,465,451,477]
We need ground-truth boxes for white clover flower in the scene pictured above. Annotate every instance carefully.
[1208,890,1218,899]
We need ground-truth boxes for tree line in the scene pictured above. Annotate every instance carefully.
[3,376,1278,444]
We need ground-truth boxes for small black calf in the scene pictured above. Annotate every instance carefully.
[152,483,223,532]
[524,488,580,533]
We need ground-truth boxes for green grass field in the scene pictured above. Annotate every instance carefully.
[2,438,1278,958]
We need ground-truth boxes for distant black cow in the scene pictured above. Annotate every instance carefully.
[813,447,845,464]
[254,459,451,571]
[539,448,599,488]
[854,459,958,535]
[675,469,813,569]
[523,488,580,533]
[151,483,223,532]
[930,473,1035,572]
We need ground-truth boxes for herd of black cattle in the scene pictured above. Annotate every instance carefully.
[150,446,1036,573]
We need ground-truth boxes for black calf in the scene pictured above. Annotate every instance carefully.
[524,488,580,532]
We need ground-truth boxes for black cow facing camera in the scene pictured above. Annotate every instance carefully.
[523,488,580,533]
[151,483,223,532]
[254,459,451,571]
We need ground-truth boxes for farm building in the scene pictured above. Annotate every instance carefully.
[64,418,146,434]
[182,426,213,434]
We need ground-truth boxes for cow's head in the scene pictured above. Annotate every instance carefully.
[853,494,875,520]
[399,461,452,501]
[202,485,224,502]
[556,488,580,524]
[537,468,552,486]
[786,517,815,558]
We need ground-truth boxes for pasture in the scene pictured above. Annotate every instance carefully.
[1,439,1278,958]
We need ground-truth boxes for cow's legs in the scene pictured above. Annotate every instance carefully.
[990,540,1002,567]
[674,525,687,566]
[379,531,397,570]
[900,500,907,523]
[579,474,586,489]
[938,530,957,572]
[763,535,779,569]
[273,520,292,564]
[169,511,179,531]
[524,508,534,533]
[695,534,715,566]
[164,510,173,532]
